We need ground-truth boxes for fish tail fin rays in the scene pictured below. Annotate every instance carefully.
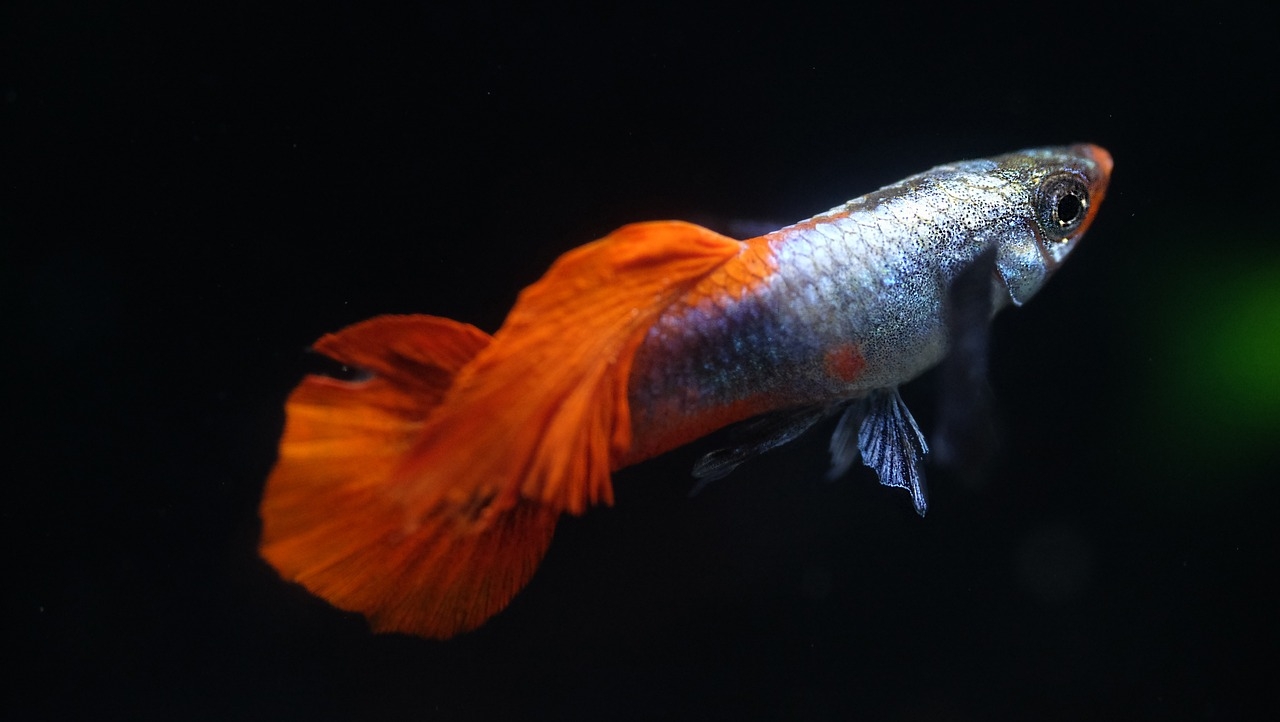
[260,314,556,638]
[261,222,744,638]
[393,221,745,521]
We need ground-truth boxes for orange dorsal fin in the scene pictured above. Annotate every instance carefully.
[260,315,561,638]
[394,221,744,525]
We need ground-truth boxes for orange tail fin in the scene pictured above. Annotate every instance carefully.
[259,315,556,638]
[260,222,743,638]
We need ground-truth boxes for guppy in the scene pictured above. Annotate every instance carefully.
[259,144,1112,639]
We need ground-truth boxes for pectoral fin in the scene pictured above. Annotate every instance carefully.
[828,389,929,516]
[933,245,998,473]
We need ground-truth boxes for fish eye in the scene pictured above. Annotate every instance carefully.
[1036,173,1090,242]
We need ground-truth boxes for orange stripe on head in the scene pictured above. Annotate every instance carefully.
[1076,144,1112,238]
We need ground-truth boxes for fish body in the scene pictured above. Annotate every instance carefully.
[626,146,1110,466]
[259,144,1112,638]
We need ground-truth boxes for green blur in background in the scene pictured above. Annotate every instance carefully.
[1145,241,1280,480]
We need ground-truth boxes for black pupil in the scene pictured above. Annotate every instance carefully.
[1056,193,1083,225]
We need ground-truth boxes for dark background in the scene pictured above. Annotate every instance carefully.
[6,2,1278,719]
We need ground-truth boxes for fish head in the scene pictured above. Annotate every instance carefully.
[990,143,1113,306]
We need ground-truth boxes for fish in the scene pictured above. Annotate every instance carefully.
[259,144,1113,638]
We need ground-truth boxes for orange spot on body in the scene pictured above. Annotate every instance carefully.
[823,343,866,383]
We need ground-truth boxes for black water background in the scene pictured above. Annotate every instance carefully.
[6,3,1277,719]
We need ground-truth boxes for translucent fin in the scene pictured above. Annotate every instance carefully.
[825,400,862,481]
[933,246,998,472]
[828,389,929,516]
[690,406,826,494]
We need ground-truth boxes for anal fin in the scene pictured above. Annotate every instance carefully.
[690,405,827,494]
